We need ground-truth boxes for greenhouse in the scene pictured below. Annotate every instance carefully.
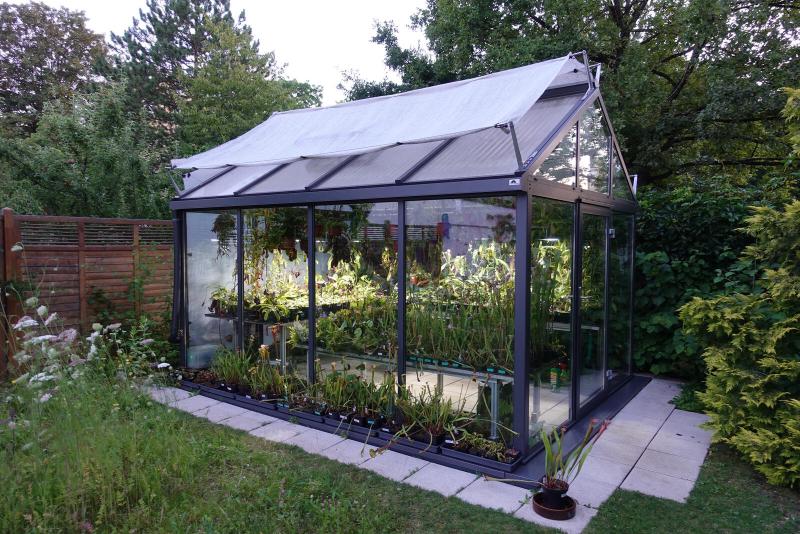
[168,52,642,479]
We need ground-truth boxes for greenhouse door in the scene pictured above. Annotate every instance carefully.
[577,209,608,408]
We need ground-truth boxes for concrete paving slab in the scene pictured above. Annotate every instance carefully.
[221,411,277,431]
[588,438,645,467]
[194,402,248,422]
[602,419,661,445]
[360,449,429,482]
[456,478,530,514]
[617,401,674,421]
[636,449,702,481]
[648,432,709,463]
[660,411,712,443]
[514,496,598,534]
[147,386,191,404]
[403,462,479,497]
[170,395,219,413]
[283,428,345,454]
[567,476,618,509]
[249,420,309,443]
[319,439,371,466]
[577,455,633,487]
[621,467,694,502]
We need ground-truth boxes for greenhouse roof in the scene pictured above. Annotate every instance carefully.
[174,54,605,201]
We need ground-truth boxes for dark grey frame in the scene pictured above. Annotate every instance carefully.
[170,89,638,460]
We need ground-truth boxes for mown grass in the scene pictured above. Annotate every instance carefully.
[2,377,797,533]
[586,445,799,534]
[0,378,550,533]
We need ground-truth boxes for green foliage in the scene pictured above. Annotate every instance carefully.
[356,0,800,186]
[210,347,252,386]
[680,201,800,488]
[0,2,106,134]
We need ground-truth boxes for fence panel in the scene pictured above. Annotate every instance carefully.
[0,209,174,374]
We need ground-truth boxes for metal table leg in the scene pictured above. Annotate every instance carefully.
[489,378,499,440]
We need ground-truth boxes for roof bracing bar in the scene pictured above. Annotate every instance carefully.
[234,162,290,196]
[395,138,455,184]
[178,165,235,199]
[305,154,359,190]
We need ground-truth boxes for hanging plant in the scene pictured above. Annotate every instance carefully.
[212,212,236,258]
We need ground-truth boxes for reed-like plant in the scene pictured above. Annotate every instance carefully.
[210,348,252,386]
[540,419,608,490]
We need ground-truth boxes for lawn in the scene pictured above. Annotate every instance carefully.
[1,377,797,533]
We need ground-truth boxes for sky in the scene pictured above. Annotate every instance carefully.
[10,0,428,105]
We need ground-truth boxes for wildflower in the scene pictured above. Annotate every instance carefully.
[44,312,58,326]
[36,305,48,318]
[106,323,122,331]
[57,329,78,343]
[157,362,171,369]
[69,357,86,366]
[15,352,32,364]
[30,372,56,383]
[11,243,23,252]
[38,393,52,403]
[29,335,57,344]
[13,316,38,330]
[24,296,38,307]
[140,338,155,346]
[92,323,102,332]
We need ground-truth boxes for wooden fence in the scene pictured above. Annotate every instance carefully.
[1,208,174,374]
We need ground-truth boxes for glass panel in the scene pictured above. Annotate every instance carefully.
[313,202,398,385]
[245,157,349,194]
[322,142,441,188]
[579,213,606,405]
[529,198,573,445]
[242,207,309,377]
[186,164,279,199]
[607,213,633,385]
[185,210,238,368]
[578,103,610,193]
[612,152,634,200]
[404,197,516,443]
[533,124,576,186]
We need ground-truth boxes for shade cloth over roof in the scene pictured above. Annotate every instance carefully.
[173,55,584,170]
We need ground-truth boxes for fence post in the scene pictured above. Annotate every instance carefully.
[78,221,88,333]
[132,224,141,317]
[2,208,20,374]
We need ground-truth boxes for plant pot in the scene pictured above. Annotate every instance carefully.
[539,482,570,510]
[532,493,576,521]
[440,443,521,472]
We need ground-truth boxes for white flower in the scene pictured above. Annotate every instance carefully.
[38,393,53,403]
[86,331,100,343]
[7,421,16,430]
[92,323,102,332]
[106,323,122,332]
[36,305,48,318]
[57,329,78,343]
[13,316,38,330]
[24,296,38,307]
[87,344,98,358]
[30,372,55,383]
[14,353,32,364]
[29,335,57,344]
[140,338,155,346]
[157,362,171,369]
[11,243,23,252]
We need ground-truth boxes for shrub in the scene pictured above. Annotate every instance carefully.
[680,201,800,488]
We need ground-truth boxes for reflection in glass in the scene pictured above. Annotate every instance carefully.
[579,213,606,405]
[529,199,573,444]
[534,124,576,186]
[578,104,610,193]
[404,197,516,441]
[612,151,634,200]
[242,208,309,377]
[313,203,398,381]
[185,211,238,368]
[607,213,633,384]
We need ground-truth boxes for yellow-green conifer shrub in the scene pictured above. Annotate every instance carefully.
[681,201,800,488]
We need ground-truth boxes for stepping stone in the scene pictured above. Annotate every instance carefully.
[403,462,479,497]
[249,420,308,443]
[194,403,248,423]
[660,412,712,444]
[601,420,660,448]
[360,449,428,482]
[588,438,645,467]
[575,455,632,487]
[283,428,345,454]
[319,439,372,466]
[170,395,219,413]
[567,476,618,509]
[221,411,277,431]
[455,478,530,514]
[648,432,709,463]
[621,467,695,503]
[636,449,702,482]
[147,386,191,404]
[514,497,598,534]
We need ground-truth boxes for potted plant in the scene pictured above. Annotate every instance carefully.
[441,430,521,471]
[533,419,608,519]
[210,348,252,395]
[393,384,472,452]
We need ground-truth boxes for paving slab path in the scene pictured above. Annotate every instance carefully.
[146,378,711,534]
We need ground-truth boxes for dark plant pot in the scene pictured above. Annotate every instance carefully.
[291,408,324,423]
[532,493,576,521]
[540,482,569,510]
[440,444,521,473]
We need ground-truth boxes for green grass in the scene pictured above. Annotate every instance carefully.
[0,378,549,533]
[2,376,797,533]
[586,445,799,534]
